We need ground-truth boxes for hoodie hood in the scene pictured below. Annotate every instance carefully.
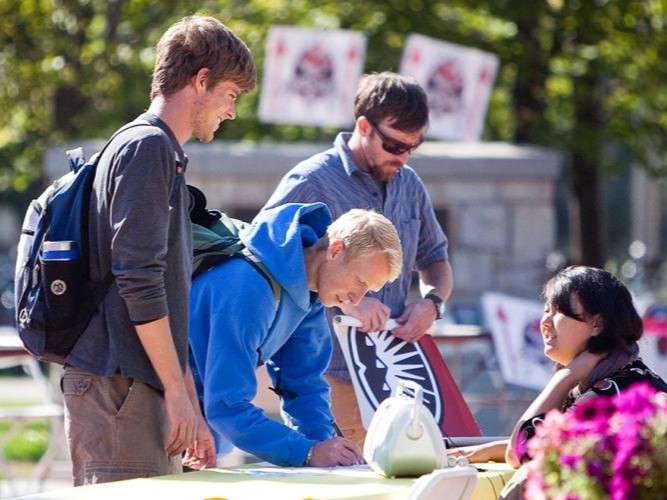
[240,202,332,310]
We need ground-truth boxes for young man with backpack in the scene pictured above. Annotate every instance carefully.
[188,206,402,467]
[58,16,256,485]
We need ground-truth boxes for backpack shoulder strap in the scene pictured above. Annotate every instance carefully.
[241,249,282,310]
[65,147,86,173]
[65,120,154,173]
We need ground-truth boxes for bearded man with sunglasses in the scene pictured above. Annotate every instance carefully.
[262,72,453,448]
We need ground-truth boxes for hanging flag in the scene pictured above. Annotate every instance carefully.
[481,292,552,390]
[400,33,499,141]
[258,26,367,127]
[333,316,481,437]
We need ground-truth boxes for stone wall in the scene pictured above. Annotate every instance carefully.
[45,140,562,322]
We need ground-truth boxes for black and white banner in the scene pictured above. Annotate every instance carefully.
[258,26,366,127]
[333,316,480,437]
[400,33,499,141]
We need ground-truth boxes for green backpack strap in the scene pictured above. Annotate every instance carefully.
[192,213,246,276]
[191,215,281,311]
[241,248,283,307]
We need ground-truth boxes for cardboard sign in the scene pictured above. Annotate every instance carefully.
[481,292,552,390]
[400,33,499,141]
[259,26,366,127]
[638,304,667,380]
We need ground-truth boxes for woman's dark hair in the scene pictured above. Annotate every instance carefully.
[542,266,642,391]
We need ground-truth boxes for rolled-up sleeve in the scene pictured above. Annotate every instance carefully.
[414,176,448,270]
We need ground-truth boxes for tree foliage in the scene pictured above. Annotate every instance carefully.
[2,0,667,265]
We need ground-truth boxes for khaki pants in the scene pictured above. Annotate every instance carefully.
[326,376,366,450]
[61,366,181,485]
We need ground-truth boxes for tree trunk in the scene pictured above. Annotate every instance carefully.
[568,62,606,267]
[54,84,89,135]
[512,15,549,144]
[570,154,606,266]
[568,2,607,268]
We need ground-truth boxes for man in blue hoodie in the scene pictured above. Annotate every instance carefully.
[188,204,402,467]
[262,72,452,448]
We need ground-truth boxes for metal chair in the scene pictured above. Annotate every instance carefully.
[0,328,66,497]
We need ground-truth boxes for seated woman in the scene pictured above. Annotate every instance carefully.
[450,266,667,469]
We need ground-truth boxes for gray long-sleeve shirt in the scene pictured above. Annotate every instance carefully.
[66,113,192,390]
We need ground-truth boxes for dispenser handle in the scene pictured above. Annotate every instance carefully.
[396,380,424,439]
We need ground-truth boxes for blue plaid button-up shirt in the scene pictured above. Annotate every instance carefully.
[262,133,448,382]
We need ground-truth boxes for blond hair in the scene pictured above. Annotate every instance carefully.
[326,209,402,282]
[151,15,256,100]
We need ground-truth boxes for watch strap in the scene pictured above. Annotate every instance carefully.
[424,291,445,320]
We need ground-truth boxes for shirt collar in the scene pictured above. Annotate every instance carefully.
[334,133,362,177]
[138,112,188,170]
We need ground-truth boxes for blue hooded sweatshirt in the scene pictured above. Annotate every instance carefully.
[189,202,336,466]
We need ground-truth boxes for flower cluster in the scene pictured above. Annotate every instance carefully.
[525,383,667,500]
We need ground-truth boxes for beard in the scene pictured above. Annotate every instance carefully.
[191,97,217,143]
[367,160,403,182]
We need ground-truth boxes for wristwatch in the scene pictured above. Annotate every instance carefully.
[304,445,314,467]
[424,291,446,320]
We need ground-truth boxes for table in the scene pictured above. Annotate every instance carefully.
[19,462,515,499]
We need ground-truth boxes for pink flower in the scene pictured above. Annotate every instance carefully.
[526,383,667,498]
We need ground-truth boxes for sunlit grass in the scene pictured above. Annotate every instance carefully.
[0,402,50,462]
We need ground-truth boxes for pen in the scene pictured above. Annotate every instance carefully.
[332,420,345,438]
[333,420,363,466]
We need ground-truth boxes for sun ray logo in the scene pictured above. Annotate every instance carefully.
[333,315,481,437]
[347,330,443,426]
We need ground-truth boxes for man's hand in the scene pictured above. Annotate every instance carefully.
[182,416,217,469]
[340,297,390,333]
[135,318,199,458]
[308,437,364,467]
[164,385,198,457]
[391,299,437,342]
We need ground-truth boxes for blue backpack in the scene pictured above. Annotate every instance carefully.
[14,122,151,363]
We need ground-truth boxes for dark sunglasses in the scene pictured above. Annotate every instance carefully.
[369,120,423,155]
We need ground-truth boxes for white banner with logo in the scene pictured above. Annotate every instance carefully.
[258,26,367,127]
[400,33,499,141]
[481,292,552,390]
[638,303,667,380]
